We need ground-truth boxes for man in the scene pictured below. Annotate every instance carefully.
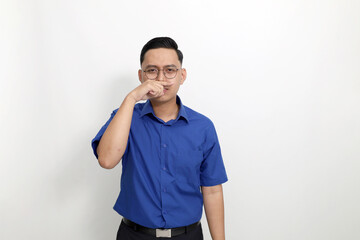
[91,37,228,240]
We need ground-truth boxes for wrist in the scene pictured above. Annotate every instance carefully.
[125,92,138,105]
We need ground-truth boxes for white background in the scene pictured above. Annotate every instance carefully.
[1,0,360,239]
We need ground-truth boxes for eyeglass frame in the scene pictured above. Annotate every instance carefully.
[142,65,181,80]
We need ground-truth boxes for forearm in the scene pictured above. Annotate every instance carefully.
[202,185,225,240]
[97,94,136,169]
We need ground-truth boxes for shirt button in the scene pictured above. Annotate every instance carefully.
[163,167,167,171]
[162,144,167,148]
[163,188,167,192]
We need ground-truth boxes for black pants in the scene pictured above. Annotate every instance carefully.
[116,219,204,240]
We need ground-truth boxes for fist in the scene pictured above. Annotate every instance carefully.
[129,80,174,102]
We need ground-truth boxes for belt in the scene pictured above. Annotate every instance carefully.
[122,217,201,238]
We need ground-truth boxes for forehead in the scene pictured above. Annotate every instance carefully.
[142,48,180,67]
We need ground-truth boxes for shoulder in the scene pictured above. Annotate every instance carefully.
[183,105,215,129]
[183,105,220,147]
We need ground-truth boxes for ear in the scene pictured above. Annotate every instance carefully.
[138,69,143,83]
[180,68,187,85]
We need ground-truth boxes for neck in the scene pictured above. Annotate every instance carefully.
[150,96,179,122]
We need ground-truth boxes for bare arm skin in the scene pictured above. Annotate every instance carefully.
[96,95,136,169]
[201,184,225,240]
[96,80,172,169]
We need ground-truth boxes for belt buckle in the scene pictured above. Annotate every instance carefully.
[156,228,171,238]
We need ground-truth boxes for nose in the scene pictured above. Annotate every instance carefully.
[156,69,166,81]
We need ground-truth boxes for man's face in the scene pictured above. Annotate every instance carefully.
[138,48,186,103]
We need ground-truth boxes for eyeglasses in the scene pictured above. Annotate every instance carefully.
[143,67,180,80]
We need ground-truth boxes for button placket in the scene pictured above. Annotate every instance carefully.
[160,124,168,219]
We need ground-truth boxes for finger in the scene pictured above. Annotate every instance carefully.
[156,81,174,87]
[148,85,163,97]
[154,85,165,97]
[150,80,172,87]
[148,90,162,98]
[149,82,162,91]
[149,84,161,94]
[154,83,164,93]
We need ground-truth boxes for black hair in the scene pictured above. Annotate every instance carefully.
[140,37,183,65]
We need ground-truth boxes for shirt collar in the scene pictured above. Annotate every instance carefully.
[140,95,189,123]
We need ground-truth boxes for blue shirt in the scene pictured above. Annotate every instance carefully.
[91,95,228,228]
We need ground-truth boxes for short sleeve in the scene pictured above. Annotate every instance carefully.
[200,122,228,186]
[91,109,118,159]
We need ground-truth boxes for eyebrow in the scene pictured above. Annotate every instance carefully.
[144,64,178,69]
